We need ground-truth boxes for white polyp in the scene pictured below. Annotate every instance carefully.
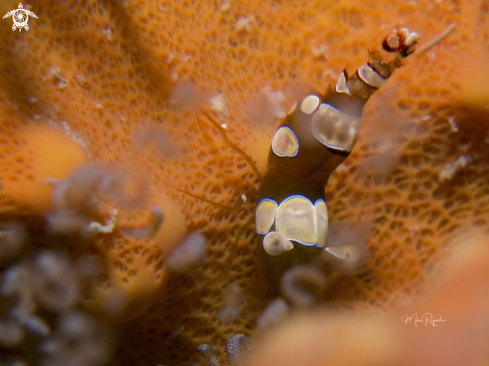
[165,232,207,274]
[263,231,293,256]
[121,206,164,239]
[323,244,369,273]
[86,208,118,234]
[256,298,289,329]
[31,251,81,311]
[357,64,387,88]
[22,315,50,336]
[218,283,244,324]
[300,95,320,114]
[280,265,326,308]
[325,245,360,263]
[46,310,111,366]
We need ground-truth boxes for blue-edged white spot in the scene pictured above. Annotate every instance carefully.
[255,198,278,235]
[275,195,316,246]
[357,63,387,88]
[311,103,360,152]
[300,95,320,114]
[271,126,299,157]
[314,199,328,248]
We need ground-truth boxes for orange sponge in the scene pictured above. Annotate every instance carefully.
[0,123,87,215]
[81,195,187,324]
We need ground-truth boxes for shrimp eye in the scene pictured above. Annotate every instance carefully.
[263,232,294,256]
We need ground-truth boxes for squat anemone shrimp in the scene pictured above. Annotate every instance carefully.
[175,28,421,300]
[254,27,420,292]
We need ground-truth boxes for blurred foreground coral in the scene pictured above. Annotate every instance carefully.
[0,0,488,365]
[247,232,489,366]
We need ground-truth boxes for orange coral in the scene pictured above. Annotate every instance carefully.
[0,0,488,365]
